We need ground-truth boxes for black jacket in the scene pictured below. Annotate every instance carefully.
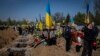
[82,26,99,41]
[64,26,72,38]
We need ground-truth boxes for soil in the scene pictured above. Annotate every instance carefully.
[0,28,18,49]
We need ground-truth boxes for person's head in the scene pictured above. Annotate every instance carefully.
[87,23,93,29]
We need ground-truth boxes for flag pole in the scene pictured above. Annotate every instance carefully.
[48,28,50,39]
[47,0,50,39]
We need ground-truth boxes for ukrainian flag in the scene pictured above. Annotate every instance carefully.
[85,3,90,24]
[45,0,53,29]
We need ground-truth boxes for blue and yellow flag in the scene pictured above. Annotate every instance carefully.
[45,0,53,29]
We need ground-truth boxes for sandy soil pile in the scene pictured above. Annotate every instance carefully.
[0,28,18,49]
[30,37,78,56]
[0,32,99,56]
[29,37,100,56]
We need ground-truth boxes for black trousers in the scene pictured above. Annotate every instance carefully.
[81,40,93,56]
[65,38,72,51]
[76,45,82,52]
[46,37,57,45]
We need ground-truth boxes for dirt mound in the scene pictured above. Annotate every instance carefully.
[29,37,100,56]
[0,33,100,56]
[0,28,18,48]
[31,45,68,56]
[30,37,77,56]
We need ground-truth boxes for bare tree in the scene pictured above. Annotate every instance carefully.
[53,12,64,23]
[94,0,100,25]
[94,0,100,15]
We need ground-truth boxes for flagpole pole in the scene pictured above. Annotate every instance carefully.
[47,15,50,39]
[48,0,50,39]
[48,28,50,39]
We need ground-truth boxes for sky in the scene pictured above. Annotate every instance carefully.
[0,0,94,21]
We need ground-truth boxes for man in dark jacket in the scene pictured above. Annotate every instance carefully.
[64,22,72,52]
[81,22,99,56]
[91,22,99,50]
